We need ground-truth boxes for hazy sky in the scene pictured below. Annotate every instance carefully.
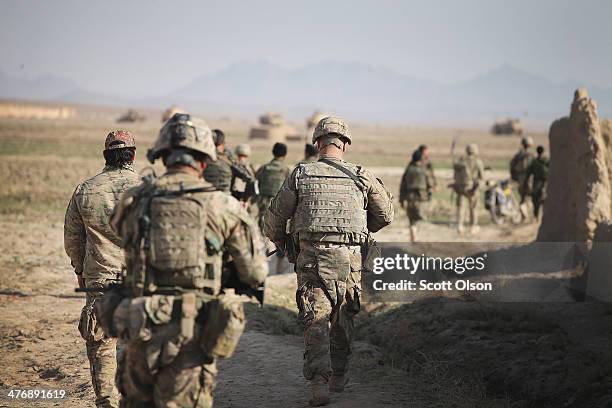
[1,0,611,96]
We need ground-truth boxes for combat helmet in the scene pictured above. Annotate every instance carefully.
[312,116,352,145]
[521,135,534,147]
[235,143,251,157]
[466,143,479,156]
[147,113,216,163]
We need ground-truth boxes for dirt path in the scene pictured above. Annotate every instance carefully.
[216,332,412,408]
[0,216,416,407]
[0,215,539,407]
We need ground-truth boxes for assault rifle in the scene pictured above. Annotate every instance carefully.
[230,162,259,202]
[221,261,265,306]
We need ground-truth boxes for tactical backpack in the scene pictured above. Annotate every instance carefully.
[453,158,473,193]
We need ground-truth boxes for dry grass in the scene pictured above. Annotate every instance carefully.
[0,115,546,220]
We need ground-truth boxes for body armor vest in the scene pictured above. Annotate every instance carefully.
[291,161,368,239]
[403,164,427,191]
[258,160,286,197]
[124,182,221,296]
[203,154,232,192]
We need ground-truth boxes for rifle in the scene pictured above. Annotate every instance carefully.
[230,162,259,201]
[266,235,298,263]
[221,262,265,306]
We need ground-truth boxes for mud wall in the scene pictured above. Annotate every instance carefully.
[537,89,611,242]
[0,103,76,119]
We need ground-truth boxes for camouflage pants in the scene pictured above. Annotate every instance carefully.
[532,188,545,218]
[79,279,120,408]
[295,242,362,381]
[116,316,216,407]
[456,190,479,228]
[253,195,273,233]
[405,192,425,225]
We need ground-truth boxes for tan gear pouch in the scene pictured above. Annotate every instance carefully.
[200,293,245,359]
[78,301,104,342]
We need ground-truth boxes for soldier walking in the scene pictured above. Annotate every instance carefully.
[400,149,434,242]
[107,113,268,407]
[203,129,234,192]
[510,135,534,219]
[254,142,290,232]
[64,130,140,408]
[264,117,394,406]
[524,145,549,220]
[452,143,484,235]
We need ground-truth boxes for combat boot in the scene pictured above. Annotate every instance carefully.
[309,376,330,406]
[329,372,349,393]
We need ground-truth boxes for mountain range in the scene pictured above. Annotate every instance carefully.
[2,62,611,126]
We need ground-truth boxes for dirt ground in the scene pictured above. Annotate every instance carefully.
[0,114,607,408]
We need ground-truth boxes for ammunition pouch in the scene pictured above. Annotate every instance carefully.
[200,292,245,359]
[94,286,126,338]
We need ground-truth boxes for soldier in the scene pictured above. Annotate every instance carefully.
[414,144,437,189]
[203,129,233,192]
[64,130,140,408]
[452,143,484,235]
[231,143,257,203]
[399,149,433,242]
[253,142,291,232]
[296,143,319,165]
[524,145,549,219]
[264,117,394,406]
[510,135,534,215]
[107,113,268,407]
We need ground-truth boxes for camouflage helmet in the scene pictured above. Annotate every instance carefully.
[235,143,251,157]
[147,113,216,163]
[521,135,534,147]
[105,130,136,151]
[466,143,479,156]
[312,116,352,145]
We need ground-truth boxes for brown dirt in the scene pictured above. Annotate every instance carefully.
[0,115,604,408]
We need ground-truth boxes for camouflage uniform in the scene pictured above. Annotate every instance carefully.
[264,117,393,405]
[399,161,433,225]
[203,149,234,192]
[253,158,291,232]
[453,145,484,233]
[109,114,267,408]
[64,131,140,408]
[510,143,534,203]
[525,155,549,218]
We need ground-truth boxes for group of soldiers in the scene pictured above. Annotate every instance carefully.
[399,136,549,241]
[64,114,393,407]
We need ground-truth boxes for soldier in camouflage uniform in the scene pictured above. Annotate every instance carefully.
[399,149,433,242]
[107,114,268,407]
[452,143,485,235]
[510,136,534,214]
[64,130,140,408]
[253,142,291,232]
[264,117,394,406]
[413,144,437,190]
[524,145,549,219]
[203,129,233,192]
[231,144,257,204]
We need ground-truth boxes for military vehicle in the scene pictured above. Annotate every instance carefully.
[249,112,300,141]
[491,118,523,136]
[161,105,185,122]
[117,109,145,123]
[305,111,327,141]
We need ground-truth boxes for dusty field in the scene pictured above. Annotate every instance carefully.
[2,114,608,408]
